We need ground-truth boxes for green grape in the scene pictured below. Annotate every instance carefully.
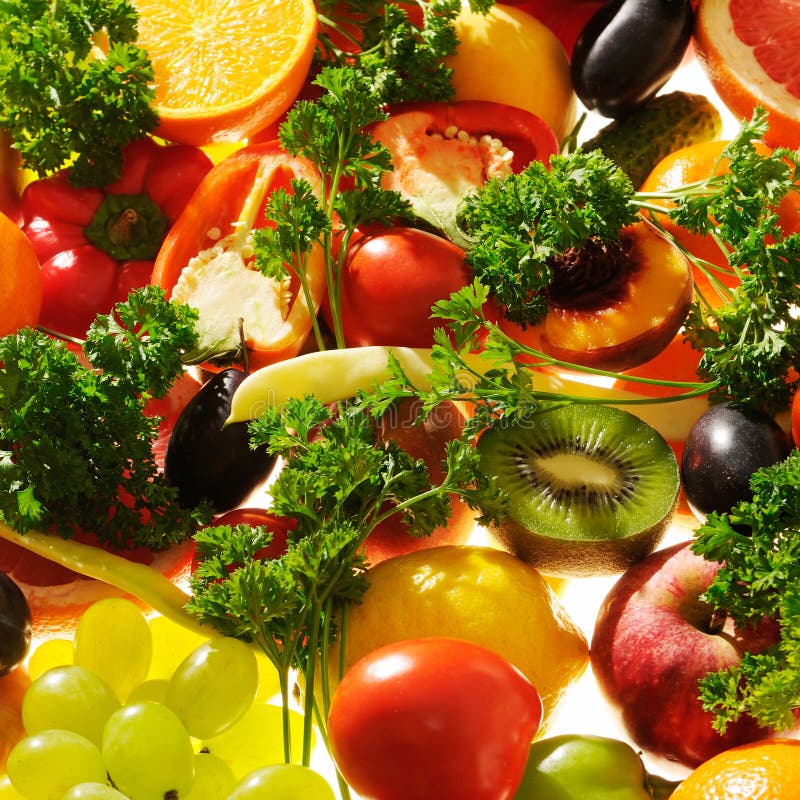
[0,774,24,798]
[184,752,236,800]
[125,679,168,706]
[253,653,281,704]
[7,730,106,800]
[102,702,194,800]
[22,665,120,746]
[27,639,73,680]
[146,615,208,680]
[228,765,335,800]
[60,784,130,799]
[165,638,258,739]
[203,703,308,780]
[73,599,152,702]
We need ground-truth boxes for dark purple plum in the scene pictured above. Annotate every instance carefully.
[165,368,276,512]
[0,571,31,674]
[681,402,792,521]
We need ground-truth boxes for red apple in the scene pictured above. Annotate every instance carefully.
[591,541,781,767]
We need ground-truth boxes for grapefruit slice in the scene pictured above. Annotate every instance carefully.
[695,0,800,147]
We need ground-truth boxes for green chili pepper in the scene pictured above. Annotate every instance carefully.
[513,734,681,800]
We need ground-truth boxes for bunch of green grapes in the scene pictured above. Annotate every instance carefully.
[1,599,332,800]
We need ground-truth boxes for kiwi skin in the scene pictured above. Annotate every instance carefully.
[479,404,680,578]
[486,504,676,579]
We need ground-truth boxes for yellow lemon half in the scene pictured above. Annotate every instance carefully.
[331,545,589,725]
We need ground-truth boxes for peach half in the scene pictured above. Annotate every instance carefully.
[501,221,694,373]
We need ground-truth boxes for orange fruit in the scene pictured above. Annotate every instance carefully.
[0,667,29,771]
[695,0,800,148]
[132,0,318,146]
[640,138,800,305]
[0,211,41,336]
[670,738,800,800]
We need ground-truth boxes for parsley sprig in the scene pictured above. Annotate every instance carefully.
[187,395,504,786]
[314,0,493,105]
[460,150,639,325]
[691,451,800,733]
[255,66,412,350]
[0,287,204,548]
[0,0,158,186]
[654,111,800,413]
[457,110,800,413]
[356,280,715,439]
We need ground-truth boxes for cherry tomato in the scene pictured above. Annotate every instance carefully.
[327,637,543,800]
[331,227,474,348]
[207,508,294,561]
[792,389,800,447]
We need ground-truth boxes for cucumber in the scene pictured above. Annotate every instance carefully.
[582,91,723,188]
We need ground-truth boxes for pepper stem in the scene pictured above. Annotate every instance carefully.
[107,207,139,247]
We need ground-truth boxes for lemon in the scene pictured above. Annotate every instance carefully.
[446,3,577,143]
[330,545,589,725]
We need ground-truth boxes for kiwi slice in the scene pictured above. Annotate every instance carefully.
[478,403,679,577]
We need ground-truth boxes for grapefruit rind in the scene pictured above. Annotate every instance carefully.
[695,0,800,148]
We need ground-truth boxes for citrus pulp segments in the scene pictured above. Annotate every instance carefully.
[133,0,318,144]
[695,0,800,148]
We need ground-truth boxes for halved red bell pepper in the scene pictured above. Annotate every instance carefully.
[20,137,213,339]
[150,141,326,371]
[368,100,559,246]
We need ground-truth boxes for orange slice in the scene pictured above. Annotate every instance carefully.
[132,0,318,146]
[695,0,800,148]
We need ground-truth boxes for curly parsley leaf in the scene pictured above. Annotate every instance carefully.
[666,111,800,413]
[256,66,412,350]
[460,151,638,325]
[0,0,158,186]
[0,291,205,547]
[315,0,493,104]
[692,450,800,732]
[188,394,500,762]
[84,286,199,399]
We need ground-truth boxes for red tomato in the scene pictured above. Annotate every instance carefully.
[331,227,473,348]
[792,389,800,447]
[512,0,604,57]
[328,637,543,800]
[209,508,294,561]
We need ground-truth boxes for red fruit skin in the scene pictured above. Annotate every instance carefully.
[333,227,474,349]
[328,637,543,800]
[362,399,476,566]
[591,541,783,767]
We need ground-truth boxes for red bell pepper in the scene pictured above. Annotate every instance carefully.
[368,100,559,246]
[150,141,327,371]
[20,137,213,339]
